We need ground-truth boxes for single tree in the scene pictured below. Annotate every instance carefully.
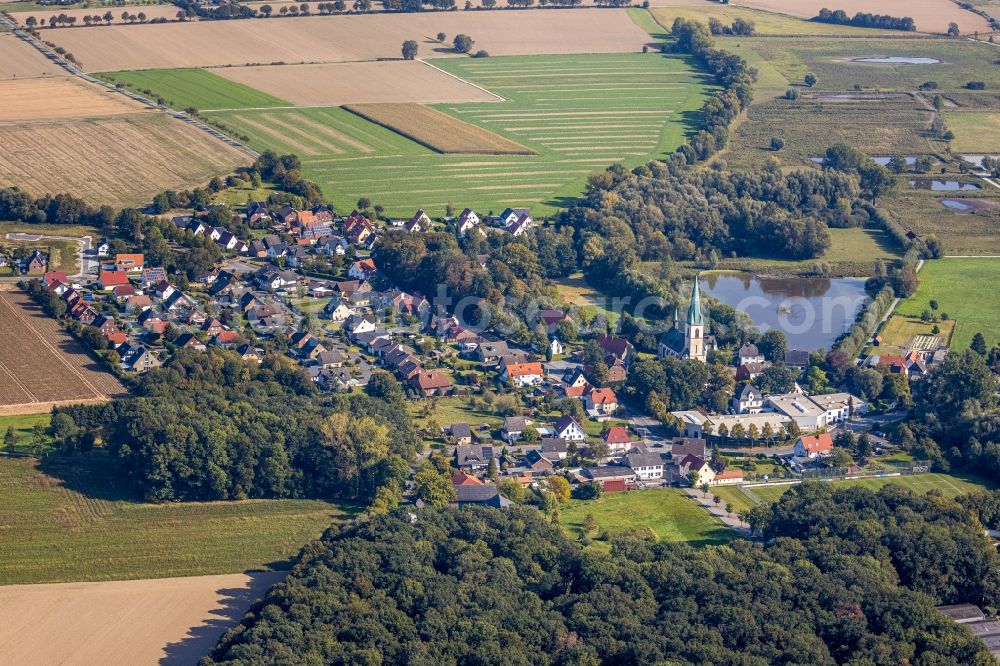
[770,136,785,151]
[971,332,988,355]
[401,39,418,60]
[947,22,960,37]
[804,72,817,87]
[4,426,15,450]
[453,33,474,53]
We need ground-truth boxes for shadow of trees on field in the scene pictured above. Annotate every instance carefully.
[159,570,288,666]
[38,451,137,502]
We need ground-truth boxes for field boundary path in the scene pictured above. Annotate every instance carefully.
[683,488,753,538]
[0,14,259,160]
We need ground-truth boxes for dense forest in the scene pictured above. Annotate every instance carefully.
[51,350,417,503]
[204,488,996,665]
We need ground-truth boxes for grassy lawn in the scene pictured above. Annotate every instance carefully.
[561,487,736,547]
[0,413,52,453]
[411,396,503,431]
[551,272,623,326]
[748,472,995,505]
[101,68,291,111]
[711,486,759,514]
[196,52,711,217]
[0,222,100,238]
[211,183,281,206]
[0,455,352,585]
[877,314,954,352]
[945,111,1000,153]
[895,258,1000,351]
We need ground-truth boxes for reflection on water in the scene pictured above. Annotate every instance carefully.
[701,273,868,352]
[910,180,980,191]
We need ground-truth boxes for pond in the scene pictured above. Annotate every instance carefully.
[940,199,973,211]
[910,180,981,191]
[811,156,920,166]
[852,56,941,64]
[700,272,869,352]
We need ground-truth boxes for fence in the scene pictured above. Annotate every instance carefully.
[801,460,931,481]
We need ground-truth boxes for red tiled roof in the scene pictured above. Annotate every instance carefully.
[799,433,833,453]
[603,426,631,444]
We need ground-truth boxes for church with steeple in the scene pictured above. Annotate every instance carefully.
[657,276,716,362]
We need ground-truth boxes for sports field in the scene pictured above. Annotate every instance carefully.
[561,487,735,547]
[0,455,351,585]
[101,67,290,111]
[204,52,709,215]
[895,258,1000,350]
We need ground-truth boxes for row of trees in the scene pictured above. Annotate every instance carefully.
[204,500,995,664]
[813,8,916,31]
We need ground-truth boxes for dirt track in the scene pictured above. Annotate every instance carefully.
[0,572,284,665]
[41,10,652,72]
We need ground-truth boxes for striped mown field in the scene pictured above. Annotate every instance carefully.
[204,52,711,216]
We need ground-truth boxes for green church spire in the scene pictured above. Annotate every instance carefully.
[687,276,703,326]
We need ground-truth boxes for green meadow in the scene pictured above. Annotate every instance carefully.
[101,67,290,111]
[193,52,711,216]
[0,454,351,584]
[895,258,1000,351]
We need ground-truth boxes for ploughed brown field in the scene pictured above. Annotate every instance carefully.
[735,0,991,34]
[40,10,652,72]
[345,102,535,155]
[0,572,285,665]
[211,60,501,106]
[0,33,64,79]
[0,77,143,122]
[0,291,127,415]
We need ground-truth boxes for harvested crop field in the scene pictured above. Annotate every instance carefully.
[42,10,652,72]
[0,77,142,122]
[734,0,991,34]
[346,102,533,154]
[0,291,126,414]
[0,572,284,665]
[650,4,881,35]
[206,52,710,215]
[9,3,185,26]
[0,32,64,79]
[213,60,501,106]
[0,113,251,207]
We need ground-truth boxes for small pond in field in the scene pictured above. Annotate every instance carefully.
[811,156,921,166]
[700,273,868,352]
[853,56,941,64]
[940,199,974,211]
[910,180,981,191]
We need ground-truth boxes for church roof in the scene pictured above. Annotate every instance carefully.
[687,276,704,326]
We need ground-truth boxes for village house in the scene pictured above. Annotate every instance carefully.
[502,416,532,443]
[118,343,161,373]
[794,433,834,459]
[455,444,496,471]
[410,370,451,397]
[732,384,764,414]
[624,451,666,481]
[22,250,47,274]
[553,415,586,442]
[735,361,770,383]
[501,360,545,387]
[113,253,144,273]
[348,258,378,281]
[456,208,480,236]
[324,297,355,322]
[540,437,570,461]
[603,426,633,456]
[42,271,67,288]
[738,342,765,365]
[679,454,716,486]
[449,423,474,446]
[713,468,745,485]
[453,484,512,509]
[98,270,130,290]
[585,387,618,417]
[549,337,564,356]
